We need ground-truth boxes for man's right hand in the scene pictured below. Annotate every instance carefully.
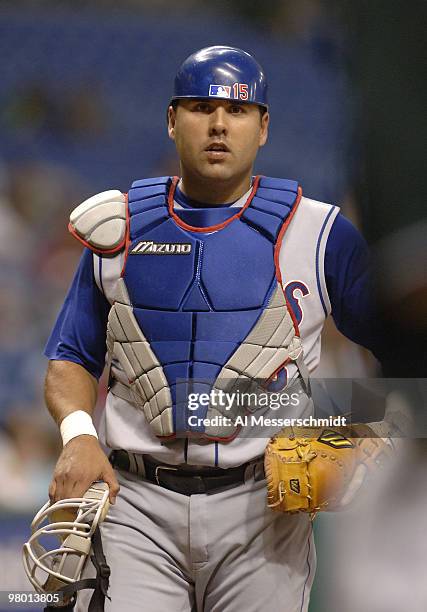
[49,435,120,504]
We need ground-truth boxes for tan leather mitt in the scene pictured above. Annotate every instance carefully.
[265,424,394,514]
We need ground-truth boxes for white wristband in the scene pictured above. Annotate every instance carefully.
[60,410,98,446]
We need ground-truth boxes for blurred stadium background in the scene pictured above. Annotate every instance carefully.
[0,1,425,610]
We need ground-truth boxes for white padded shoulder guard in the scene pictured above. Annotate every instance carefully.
[69,190,126,252]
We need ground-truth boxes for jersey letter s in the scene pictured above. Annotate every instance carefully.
[284,281,310,324]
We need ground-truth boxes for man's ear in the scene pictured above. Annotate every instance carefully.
[259,111,269,147]
[168,105,176,141]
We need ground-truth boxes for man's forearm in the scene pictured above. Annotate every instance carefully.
[44,359,119,503]
[45,359,98,426]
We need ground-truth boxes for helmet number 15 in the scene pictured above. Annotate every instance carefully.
[233,83,249,101]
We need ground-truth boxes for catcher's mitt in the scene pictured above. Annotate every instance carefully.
[264,424,394,514]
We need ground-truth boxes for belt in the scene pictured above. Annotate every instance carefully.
[110,450,265,496]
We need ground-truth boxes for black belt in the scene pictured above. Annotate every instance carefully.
[110,450,264,496]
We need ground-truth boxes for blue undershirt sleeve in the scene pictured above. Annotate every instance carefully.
[325,214,382,360]
[44,249,110,379]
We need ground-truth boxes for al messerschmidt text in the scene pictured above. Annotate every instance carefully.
[187,415,348,428]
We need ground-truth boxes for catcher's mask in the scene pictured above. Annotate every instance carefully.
[23,482,110,611]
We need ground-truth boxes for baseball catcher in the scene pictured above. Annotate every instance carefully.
[34,45,396,611]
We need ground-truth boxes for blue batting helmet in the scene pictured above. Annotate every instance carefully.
[171,45,268,109]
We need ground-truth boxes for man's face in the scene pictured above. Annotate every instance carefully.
[168,99,269,183]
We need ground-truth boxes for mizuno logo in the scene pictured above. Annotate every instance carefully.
[290,479,301,494]
[130,241,192,255]
[317,429,354,449]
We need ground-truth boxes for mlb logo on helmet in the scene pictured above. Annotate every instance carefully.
[209,84,231,98]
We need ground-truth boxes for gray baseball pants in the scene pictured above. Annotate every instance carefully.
[77,467,315,612]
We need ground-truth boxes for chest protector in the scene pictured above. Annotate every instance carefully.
[70,176,309,442]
